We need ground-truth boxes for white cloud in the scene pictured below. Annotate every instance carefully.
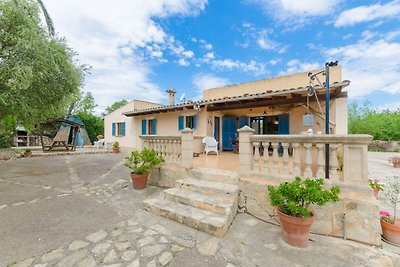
[192,73,230,98]
[43,0,207,112]
[211,59,267,75]
[177,58,190,66]
[182,50,195,58]
[257,37,276,50]
[248,0,342,28]
[335,0,400,27]
[376,101,400,111]
[326,39,400,97]
[280,59,319,75]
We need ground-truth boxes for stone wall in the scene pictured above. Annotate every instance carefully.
[154,165,382,246]
[239,176,381,246]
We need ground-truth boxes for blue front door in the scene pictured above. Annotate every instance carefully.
[222,117,237,151]
[278,114,289,134]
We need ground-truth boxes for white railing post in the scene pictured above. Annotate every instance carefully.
[281,142,290,176]
[330,144,339,181]
[262,141,270,175]
[272,142,280,176]
[316,143,325,178]
[238,126,255,173]
[303,143,313,178]
[292,143,301,177]
[181,128,194,169]
[253,142,261,172]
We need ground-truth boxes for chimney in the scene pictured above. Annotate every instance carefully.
[166,89,176,106]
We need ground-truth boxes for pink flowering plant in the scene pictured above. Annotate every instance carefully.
[382,176,400,224]
[380,210,394,224]
[368,178,384,190]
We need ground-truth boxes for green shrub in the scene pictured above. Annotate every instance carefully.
[112,141,119,148]
[267,177,340,218]
[25,149,31,153]
[124,148,164,174]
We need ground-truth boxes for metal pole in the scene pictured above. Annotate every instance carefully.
[325,63,330,179]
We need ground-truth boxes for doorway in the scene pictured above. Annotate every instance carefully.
[214,117,220,150]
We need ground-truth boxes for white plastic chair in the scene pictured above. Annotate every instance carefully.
[94,139,105,149]
[202,137,218,155]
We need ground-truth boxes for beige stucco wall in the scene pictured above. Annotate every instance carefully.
[203,66,342,100]
[136,108,208,153]
[104,100,162,148]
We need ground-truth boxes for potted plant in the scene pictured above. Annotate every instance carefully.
[368,178,384,198]
[23,149,32,157]
[112,141,120,153]
[380,176,400,245]
[123,148,164,190]
[389,157,400,168]
[267,177,340,247]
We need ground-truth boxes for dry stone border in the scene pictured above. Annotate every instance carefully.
[10,218,201,267]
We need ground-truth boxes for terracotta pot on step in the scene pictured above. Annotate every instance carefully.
[381,218,400,245]
[373,188,380,198]
[277,209,315,247]
[112,147,120,153]
[24,151,32,157]
[130,172,149,190]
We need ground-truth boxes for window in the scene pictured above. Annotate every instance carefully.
[178,115,197,130]
[142,119,156,135]
[186,116,195,129]
[148,119,156,135]
[112,122,126,136]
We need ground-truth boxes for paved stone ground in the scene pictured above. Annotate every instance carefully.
[1,153,400,267]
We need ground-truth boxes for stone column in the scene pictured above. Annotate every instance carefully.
[181,128,194,169]
[343,136,372,183]
[238,126,255,173]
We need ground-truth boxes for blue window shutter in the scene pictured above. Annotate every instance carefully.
[178,116,184,131]
[193,115,197,130]
[239,117,249,128]
[141,119,147,135]
[152,119,157,135]
[121,122,126,136]
[278,114,290,134]
[112,123,116,136]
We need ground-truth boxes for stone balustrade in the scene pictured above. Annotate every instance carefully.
[140,135,182,164]
[140,128,194,168]
[238,126,372,184]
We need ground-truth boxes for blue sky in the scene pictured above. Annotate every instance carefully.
[44,0,400,113]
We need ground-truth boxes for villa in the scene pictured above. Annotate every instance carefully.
[104,66,348,151]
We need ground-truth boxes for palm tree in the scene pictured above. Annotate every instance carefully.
[13,0,55,37]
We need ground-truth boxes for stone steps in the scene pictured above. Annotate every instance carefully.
[176,178,238,198]
[161,187,233,215]
[189,167,240,185]
[142,178,239,237]
[142,198,229,237]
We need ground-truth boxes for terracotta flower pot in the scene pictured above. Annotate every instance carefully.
[24,151,32,157]
[277,209,315,247]
[373,188,380,198]
[112,147,120,153]
[381,218,400,245]
[130,173,149,190]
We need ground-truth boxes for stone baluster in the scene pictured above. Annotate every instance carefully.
[316,143,325,178]
[330,144,339,181]
[177,140,182,162]
[172,140,177,163]
[292,143,301,177]
[272,142,279,176]
[262,141,270,175]
[181,128,194,168]
[281,142,290,176]
[165,140,170,161]
[238,126,255,173]
[303,143,313,178]
[253,142,261,173]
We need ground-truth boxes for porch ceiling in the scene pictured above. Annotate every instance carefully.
[123,80,350,116]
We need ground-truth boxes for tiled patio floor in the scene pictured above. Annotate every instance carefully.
[193,152,240,171]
